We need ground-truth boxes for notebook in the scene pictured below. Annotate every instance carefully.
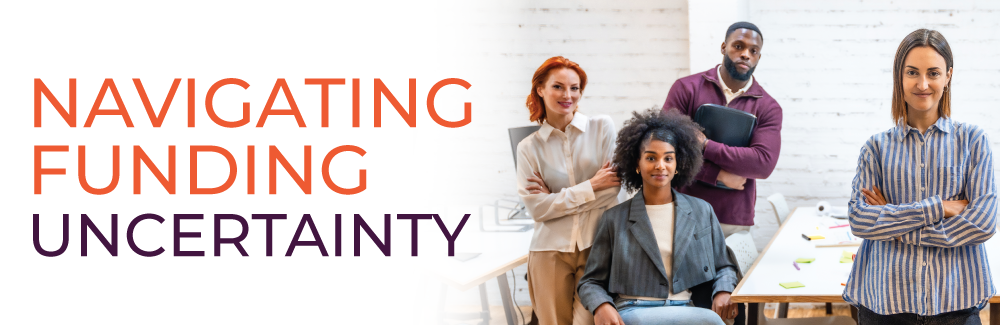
[692,104,757,147]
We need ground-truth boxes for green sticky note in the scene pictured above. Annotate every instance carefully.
[840,256,854,263]
[842,250,853,259]
[794,258,815,263]
[779,281,805,289]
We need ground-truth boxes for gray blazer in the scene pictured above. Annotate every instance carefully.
[577,189,739,313]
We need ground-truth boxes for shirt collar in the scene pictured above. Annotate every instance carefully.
[538,112,589,141]
[716,65,754,95]
[894,116,953,142]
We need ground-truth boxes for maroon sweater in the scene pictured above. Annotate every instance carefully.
[662,66,783,226]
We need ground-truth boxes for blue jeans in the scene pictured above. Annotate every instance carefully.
[857,305,981,325]
[615,299,725,325]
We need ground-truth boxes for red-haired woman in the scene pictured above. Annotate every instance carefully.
[516,56,622,325]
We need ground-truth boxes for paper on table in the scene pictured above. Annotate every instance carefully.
[812,227,863,247]
[794,258,815,263]
[830,206,849,218]
[779,281,805,289]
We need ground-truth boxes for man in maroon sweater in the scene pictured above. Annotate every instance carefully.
[663,21,782,236]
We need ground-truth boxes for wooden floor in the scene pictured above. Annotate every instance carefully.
[770,303,989,323]
[442,303,991,325]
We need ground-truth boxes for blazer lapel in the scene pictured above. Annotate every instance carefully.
[671,191,697,271]
[627,190,670,283]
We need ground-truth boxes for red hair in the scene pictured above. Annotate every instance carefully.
[525,56,588,124]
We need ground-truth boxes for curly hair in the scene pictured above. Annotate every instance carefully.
[525,56,588,124]
[613,108,704,192]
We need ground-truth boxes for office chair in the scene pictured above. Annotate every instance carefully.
[479,125,541,232]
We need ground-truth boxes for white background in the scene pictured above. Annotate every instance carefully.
[2,1,999,323]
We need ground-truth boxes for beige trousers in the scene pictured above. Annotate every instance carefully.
[527,247,594,325]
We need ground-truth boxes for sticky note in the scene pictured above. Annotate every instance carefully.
[841,251,855,262]
[780,281,805,289]
[794,258,815,263]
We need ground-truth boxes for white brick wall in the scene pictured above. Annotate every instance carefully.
[449,0,1000,313]
[747,0,1000,249]
[440,0,691,309]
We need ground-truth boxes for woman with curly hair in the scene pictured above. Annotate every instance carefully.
[578,109,739,325]
[516,56,623,325]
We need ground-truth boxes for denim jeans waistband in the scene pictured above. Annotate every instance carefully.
[614,298,693,310]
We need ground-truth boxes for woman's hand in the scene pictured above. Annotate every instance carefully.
[943,200,969,218]
[861,186,887,206]
[594,302,625,325]
[526,171,551,194]
[591,162,621,192]
[865,186,968,218]
[712,292,738,320]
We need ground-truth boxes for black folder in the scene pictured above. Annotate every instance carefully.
[693,104,757,147]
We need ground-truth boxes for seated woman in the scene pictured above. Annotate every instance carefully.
[578,109,739,325]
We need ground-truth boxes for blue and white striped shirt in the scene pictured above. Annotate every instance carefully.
[844,117,997,316]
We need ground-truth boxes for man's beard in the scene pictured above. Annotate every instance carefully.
[723,55,755,81]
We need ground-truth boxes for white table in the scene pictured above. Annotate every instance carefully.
[432,222,534,325]
[731,207,860,324]
[734,207,1000,325]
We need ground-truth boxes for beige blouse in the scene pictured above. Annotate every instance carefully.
[516,113,623,252]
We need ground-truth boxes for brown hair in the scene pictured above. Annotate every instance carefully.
[525,56,588,124]
[891,29,953,126]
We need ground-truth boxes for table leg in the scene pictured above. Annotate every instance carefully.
[497,273,516,325]
[851,305,858,322]
[747,303,760,325]
[990,302,998,325]
[479,283,492,325]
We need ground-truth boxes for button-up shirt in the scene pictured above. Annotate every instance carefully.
[516,113,622,252]
[844,117,997,316]
[717,65,753,105]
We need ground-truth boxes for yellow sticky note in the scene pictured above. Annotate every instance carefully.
[840,250,854,263]
[795,258,815,263]
[780,281,805,289]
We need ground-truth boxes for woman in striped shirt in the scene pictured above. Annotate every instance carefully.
[844,29,997,324]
